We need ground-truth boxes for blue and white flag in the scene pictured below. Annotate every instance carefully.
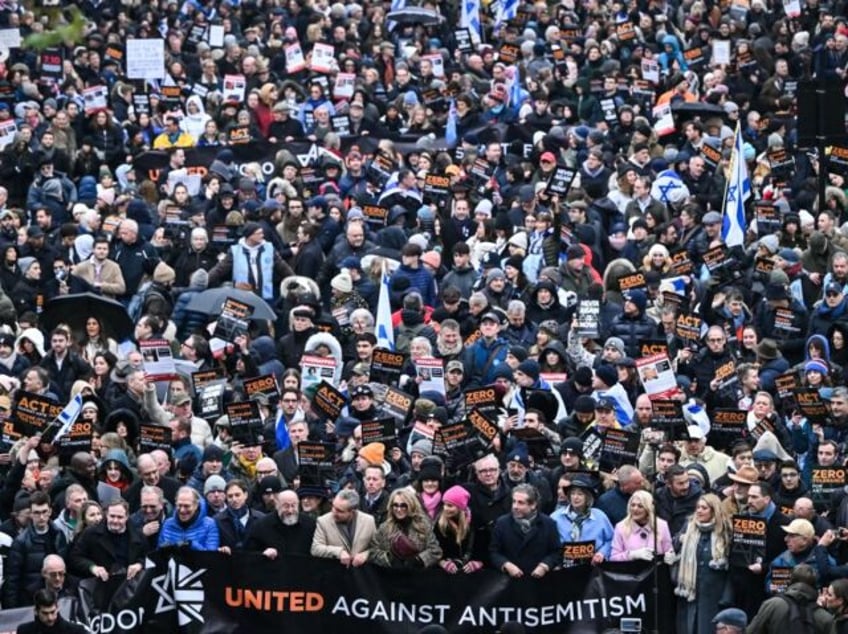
[495,0,519,32]
[275,410,291,452]
[650,168,690,206]
[390,0,406,10]
[446,99,458,148]
[460,0,482,44]
[53,394,84,442]
[722,122,751,248]
[376,260,395,351]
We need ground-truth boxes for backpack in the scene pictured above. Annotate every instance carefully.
[127,281,151,322]
[780,594,816,634]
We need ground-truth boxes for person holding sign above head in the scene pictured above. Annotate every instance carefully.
[551,475,613,566]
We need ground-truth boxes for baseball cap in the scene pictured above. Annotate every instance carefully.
[259,476,283,495]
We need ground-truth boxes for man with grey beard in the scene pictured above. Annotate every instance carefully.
[245,489,316,558]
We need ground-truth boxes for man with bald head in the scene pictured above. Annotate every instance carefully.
[123,453,180,513]
[793,497,832,536]
[245,488,316,559]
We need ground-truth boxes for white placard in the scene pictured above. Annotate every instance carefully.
[82,85,108,114]
[126,38,165,80]
[641,58,659,84]
[423,54,444,78]
[222,74,246,103]
[285,43,306,73]
[208,25,224,47]
[712,40,731,66]
[0,119,17,149]
[0,29,21,49]
[333,72,356,99]
[782,0,801,17]
[310,43,336,73]
[653,103,674,136]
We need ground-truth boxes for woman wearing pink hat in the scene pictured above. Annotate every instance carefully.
[433,486,483,574]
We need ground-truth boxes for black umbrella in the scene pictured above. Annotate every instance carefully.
[386,7,445,27]
[670,101,727,121]
[41,293,134,341]
[186,288,277,321]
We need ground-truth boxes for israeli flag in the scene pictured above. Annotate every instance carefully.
[495,0,519,31]
[651,169,690,206]
[376,260,395,351]
[53,394,84,442]
[460,0,482,44]
[722,122,751,248]
[446,99,458,148]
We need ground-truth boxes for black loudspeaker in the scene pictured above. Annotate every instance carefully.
[797,79,847,147]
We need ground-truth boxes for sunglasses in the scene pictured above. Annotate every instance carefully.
[391,502,409,510]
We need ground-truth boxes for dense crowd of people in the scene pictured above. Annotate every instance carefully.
[0,0,848,631]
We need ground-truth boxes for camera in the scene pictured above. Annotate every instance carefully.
[163,220,190,245]
[837,527,848,540]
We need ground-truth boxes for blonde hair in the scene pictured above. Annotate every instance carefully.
[620,490,656,539]
[437,502,470,547]
[384,487,430,536]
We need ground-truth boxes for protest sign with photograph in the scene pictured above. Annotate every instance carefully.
[83,86,108,115]
[310,43,336,73]
[636,354,678,400]
[300,355,338,393]
[212,297,253,343]
[415,357,445,396]
[140,339,177,382]
[222,74,247,103]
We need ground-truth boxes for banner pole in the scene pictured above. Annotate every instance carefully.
[650,443,661,634]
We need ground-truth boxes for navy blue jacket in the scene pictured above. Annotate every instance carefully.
[489,511,561,574]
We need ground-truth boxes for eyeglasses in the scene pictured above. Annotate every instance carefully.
[181,342,194,350]
[391,502,409,510]
[707,337,725,343]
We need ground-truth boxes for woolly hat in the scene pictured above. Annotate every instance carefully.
[604,337,626,355]
[202,445,225,462]
[805,359,829,375]
[418,460,443,482]
[331,272,353,293]
[574,366,593,388]
[410,439,433,457]
[507,443,531,468]
[190,269,209,289]
[594,364,618,387]
[623,289,647,314]
[421,251,441,270]
[358,442,385,466]
[203,474,227,495]
[18,257,36,275]
[516,359,541,381]
[562,436,585,456]
[442,485,470,513]
[574,395,596,414]
[153,261,176,284]
[508,345,528,362]
[486,268,506,283]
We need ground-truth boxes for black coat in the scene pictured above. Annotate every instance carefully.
[606,312,658,359]
[464,479,512,564]
[68,522,147,578]
[39,352,91,401]
[489,511,561,574]
[16,616,88,634]
[244,512,316,556]
[4,525,68,607]
[215,507,265,551]
[122,475,181,514]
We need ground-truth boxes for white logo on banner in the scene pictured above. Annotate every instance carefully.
[150,558,207,626]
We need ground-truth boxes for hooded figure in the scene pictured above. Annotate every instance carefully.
[181,95,212,142]
[303,331,343,387]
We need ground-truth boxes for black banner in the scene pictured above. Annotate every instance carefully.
[79,550,671,634]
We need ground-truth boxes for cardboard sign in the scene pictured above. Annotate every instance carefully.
[675,313,702,342]
[774,371,799,401]
[755,202,781,236]
[213,297,253,342]
[811,467,848,509]
[244,374,280,401]
[467,408,498,446]
[138,424,172,455]
[381,386,414,425]
[312,381,346,421]
[615,22,637,41]
[618,272,647,292]
[710,409,747,452]
[225,401,263,445]
[333,72,356,99]
[794,388,828,422]
[576,300,600,338]
[640,340,669,358]
[731,514,767,567]
[773,308,800,334]
[497,43,519,64]
[360,417,397,448]
[703,246,727,272]
[192,368,226,395]
[545,166,576,196]
[669,248,693,275]
[769,566,793,594]
[464,387,499,416]
[198,383,225,421]
[12,391,62,437]
[651,400,687,439]
[222,74,246,104]
[598,428,640,473]
[370,348,406,386]
[56,420,93,464]
[683,46,706,67]
[562,541,595,568]
[126,38,165,80]
[713,359,738,390]
[310,43,336,73]
[454,28,473,52]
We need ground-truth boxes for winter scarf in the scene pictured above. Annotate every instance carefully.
[674,519,728,602]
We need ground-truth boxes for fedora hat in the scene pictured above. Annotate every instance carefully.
[756,338,780,360]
